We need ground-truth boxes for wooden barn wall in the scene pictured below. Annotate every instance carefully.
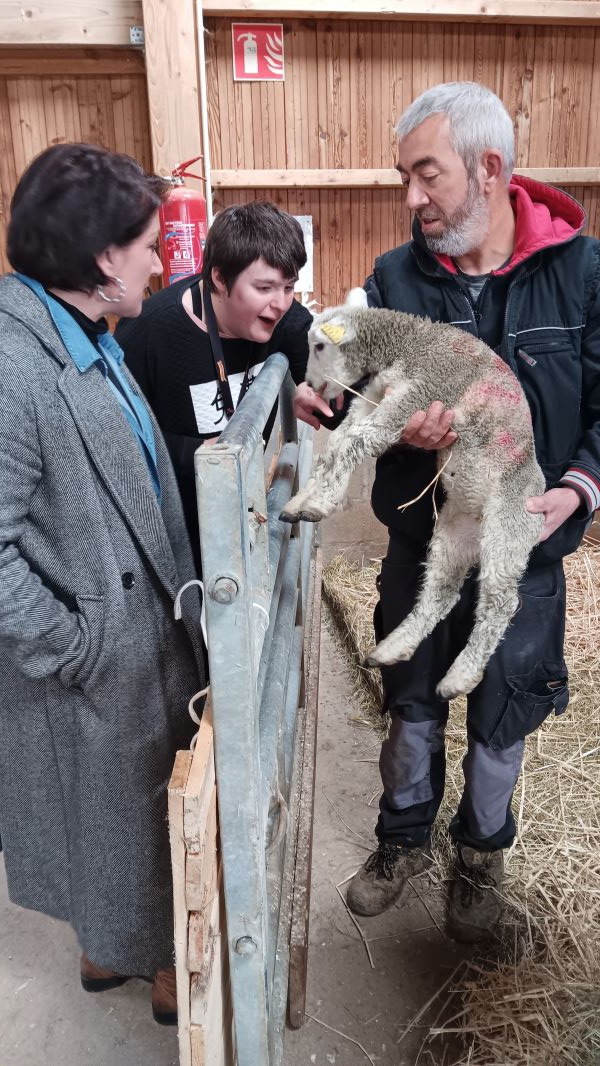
[0,48,153,276]
[205,18,600,307]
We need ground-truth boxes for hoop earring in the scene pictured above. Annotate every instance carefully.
[96,276,126,304]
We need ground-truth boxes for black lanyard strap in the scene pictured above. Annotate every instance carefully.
[194,283,236,419]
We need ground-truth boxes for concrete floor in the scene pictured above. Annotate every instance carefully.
[0,456,470,1066]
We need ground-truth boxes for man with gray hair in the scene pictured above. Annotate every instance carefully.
[294,82,600,941]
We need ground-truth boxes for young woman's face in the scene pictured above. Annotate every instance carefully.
[212,257,298,342]
[99,211,163,317]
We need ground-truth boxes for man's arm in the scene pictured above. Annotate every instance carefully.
[527,250,600,539]
[556,255,600,515]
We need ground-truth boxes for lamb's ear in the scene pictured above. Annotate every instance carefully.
[314,314,356,346]
[345,287,368,310]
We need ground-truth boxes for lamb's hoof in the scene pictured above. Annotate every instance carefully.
[436,678,463,701]
[364,642,416,668]
[280,508,324,524]
[436,671,482,701]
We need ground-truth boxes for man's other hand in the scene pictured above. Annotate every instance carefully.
[399,401,458,450]
[526,486,582,542]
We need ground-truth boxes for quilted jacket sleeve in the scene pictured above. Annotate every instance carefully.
[558,244,600,515]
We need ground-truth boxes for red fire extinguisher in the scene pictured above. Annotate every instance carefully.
[158,156,208,285]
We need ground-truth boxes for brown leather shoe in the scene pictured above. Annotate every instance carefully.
[80,953,130,993]
[152,966,178,1026]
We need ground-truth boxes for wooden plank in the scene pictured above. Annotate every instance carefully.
[183,698,216,854]
[0,47,145,75]
[288,549,323,1029]
[141,0,203,179]
[201,1,600,26]
[187,872,221,974]
[168,749,194,1066]
[211,166,600,187]
[0,2,143,45]
[190,882,234,1064]
[186,788,218,910]
[204,20,222,170]
[189,859,234,1063]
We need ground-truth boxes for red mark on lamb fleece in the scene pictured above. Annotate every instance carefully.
[463,379,521,408]
[492,354,512,376]
[492,430,526,465]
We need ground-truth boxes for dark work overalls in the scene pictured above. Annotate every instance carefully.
[365,205,596,851]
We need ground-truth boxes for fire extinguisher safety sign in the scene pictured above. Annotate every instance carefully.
[232,23,284,82]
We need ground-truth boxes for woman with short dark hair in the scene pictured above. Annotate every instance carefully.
[116,200,313,570]
[0,143,206,1025]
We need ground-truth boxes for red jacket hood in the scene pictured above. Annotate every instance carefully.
[434,174,585,276]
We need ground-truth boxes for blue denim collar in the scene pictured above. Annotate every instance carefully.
[14,273,124,372]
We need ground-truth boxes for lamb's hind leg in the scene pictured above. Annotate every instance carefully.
[365,504,481,668]
[437,498,544,700]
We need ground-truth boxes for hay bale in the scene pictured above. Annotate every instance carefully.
[322,537,600,1066]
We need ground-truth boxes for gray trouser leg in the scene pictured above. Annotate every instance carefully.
[458,736,525,841]
[380,716,445,810]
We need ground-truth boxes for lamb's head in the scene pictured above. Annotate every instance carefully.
[305,288,371,401]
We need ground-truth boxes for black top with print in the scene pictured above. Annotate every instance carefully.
[115,274,311,569]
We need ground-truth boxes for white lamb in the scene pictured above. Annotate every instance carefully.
[281,288,545,699]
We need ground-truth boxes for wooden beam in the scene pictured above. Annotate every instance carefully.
[212,167,600,188]
[0,46,145,75]
[141,0,203,179]
[517,167,600,185]
[0,2,143,46]
[288,550,322,1030]
[168,749,194,1066]
[202,0,600,25]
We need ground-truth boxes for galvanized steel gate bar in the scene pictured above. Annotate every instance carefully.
[195,354,315,1065]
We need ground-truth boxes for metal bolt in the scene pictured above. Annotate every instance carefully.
[210,576,239,604]
[234,936,257,956]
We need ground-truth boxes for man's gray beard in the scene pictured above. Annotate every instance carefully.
[421,183,490,258]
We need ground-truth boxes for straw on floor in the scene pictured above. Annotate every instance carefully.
[323,537,600,1066]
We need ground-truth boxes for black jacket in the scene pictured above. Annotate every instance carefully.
[366,176,600,566]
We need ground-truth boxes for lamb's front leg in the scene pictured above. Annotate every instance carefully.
[280,391,412,523]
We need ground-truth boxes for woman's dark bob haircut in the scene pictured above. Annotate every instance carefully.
[201,201,307,294]
[7,142,170,292]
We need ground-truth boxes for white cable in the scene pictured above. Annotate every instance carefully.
[188,685,210,752]
[174,578,207,647]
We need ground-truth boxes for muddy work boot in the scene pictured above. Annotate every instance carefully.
[346,840,432,916]
[447,844,505,943]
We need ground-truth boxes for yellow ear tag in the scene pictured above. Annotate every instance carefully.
[321,322,345,345]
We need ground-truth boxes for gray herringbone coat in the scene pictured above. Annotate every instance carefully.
[0,275,206,975]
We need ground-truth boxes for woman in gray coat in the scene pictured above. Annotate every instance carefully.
[0,144,206,1025]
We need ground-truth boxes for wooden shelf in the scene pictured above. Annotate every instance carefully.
[1,0,599,46]
[202,1,600,26]
[212,167,600,188]
[0,2,143,46]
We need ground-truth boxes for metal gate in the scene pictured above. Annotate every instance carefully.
[193,353,319,1064]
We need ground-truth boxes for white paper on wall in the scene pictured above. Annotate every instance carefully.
[293,215,313,297]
